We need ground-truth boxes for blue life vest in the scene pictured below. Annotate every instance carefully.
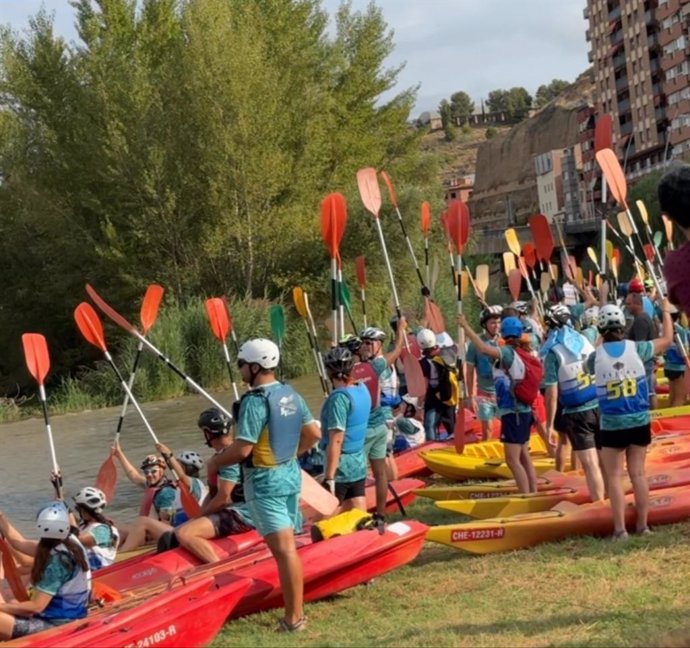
[319,383,371,454]
[551,338,597,408]
[666,325,687,366]
[40,541,91,621]
[595,340,648,416]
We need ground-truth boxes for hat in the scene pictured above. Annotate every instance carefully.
[628,277,644,294]
[402,394,419,408]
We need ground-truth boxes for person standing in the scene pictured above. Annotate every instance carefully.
[208,338,321,633]
[624,291,658,409]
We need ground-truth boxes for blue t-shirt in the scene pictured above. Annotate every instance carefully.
[466,334,498,394]
[367,357,391,427]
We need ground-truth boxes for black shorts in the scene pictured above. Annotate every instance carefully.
[208,508,254,538]
[554,403,566,435]
[335,478,366,503]
[665,368,685,381]
[599,423,652,449]
[559,408,600,452]
[12,616,63,639]
[500,412,533,445]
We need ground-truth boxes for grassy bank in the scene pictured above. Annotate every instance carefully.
[213,496,690,647]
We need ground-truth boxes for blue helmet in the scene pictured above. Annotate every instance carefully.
[500,316,524,339]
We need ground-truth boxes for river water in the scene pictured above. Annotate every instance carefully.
[0,375,326,535]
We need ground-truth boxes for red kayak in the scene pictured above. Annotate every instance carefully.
[7,575,252,648]
[367,477,425,513]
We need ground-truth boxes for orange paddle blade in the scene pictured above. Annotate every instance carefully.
[454,409,465,453]
[529,214,554,262]
[292,287,308,320]
[21,333,50,386]
[425,298,446,334]
[522,242,537,269]
[517,256,529,281]
[594,114,613,152]
[0,537,28,601]
[205,297,229,342]
[613,248,622,266]
[379,170,398,208]
[595,148,627,206]
[356,167,382,217]
[355,255,367,289]
[508,268,522,301]
[663,215,674,243]
[86,284,138,334]
[179,482,201,519]
[421,202,431,235]
[320,192,347,258]
[74,302,108,352]
[445,200,470,253]
[95,455,117,504]
[140,285,164,334]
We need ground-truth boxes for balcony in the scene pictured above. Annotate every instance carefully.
[608,5,622,21]
[613,53,626,70]
[620,121,633,136]
[588,50,594,63]
[583,5,589,19]
[586,28,591,42]
[615,75,629,90]
[618,98,631,112]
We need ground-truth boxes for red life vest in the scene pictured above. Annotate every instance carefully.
[351,361,380,408]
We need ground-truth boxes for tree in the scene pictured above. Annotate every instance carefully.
[449,90,474,125]
[438,99,455,141]
[486,89,509,114]
[486,87,532,121]
[535,79,570,108]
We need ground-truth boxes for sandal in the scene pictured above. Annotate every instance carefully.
[276,616,307,633]
[636,527,653,536]
[611,530,629,542]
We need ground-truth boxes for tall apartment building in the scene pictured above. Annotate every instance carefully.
[585,0,690,176]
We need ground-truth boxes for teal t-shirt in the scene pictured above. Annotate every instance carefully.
[496,346,533,416]
[236,382,314,500]
[322,390,349,432]
[588,341,655,430]
[665,324,688,372]
[466,334,497,394]
[89,523,114,548]
[581,326,598,345]
[367,357,391,427]
[569,303,585,322]
[542,349,596,414]
[217,463,254,527]
[35,551,81,597]
[321,390,367,483]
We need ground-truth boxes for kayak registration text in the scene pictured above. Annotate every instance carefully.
[124,624,177,648]
[451,527,505,542]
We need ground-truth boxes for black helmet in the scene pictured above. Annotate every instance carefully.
[198,408,232,435]
[338,334,362,354]
[324,347,355,377]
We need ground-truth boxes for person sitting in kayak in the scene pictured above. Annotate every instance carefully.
[589,298,673,539]
[458,314,540,494]
[540,305,605,503]
[319,347,371,513]
[0,502,90,640]
[391,394,425,452]
[116,446,207,552]
[174,408,255,563]
[0,485,118,573]
[208,338,321,633]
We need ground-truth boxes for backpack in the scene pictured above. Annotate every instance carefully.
[510,347,543,406]
[431,355,460,407]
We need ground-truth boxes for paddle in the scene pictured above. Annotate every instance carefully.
[86,283,234,419]
[444,199,470,453]
[517,256,540,308]
[205,297,241,402]
[529,214,555,279]
[421,201,431,287]
[21,333,62,500]
[380,170,429,294]
[293,287,329,397]
[663,215,675,251]
[475,264,490,302]
[595,114,613,274]
[586,246,601,274]
[636,199,664,269]
[337,271,358,334]
[508,268,522,301]
[270,304,286,377]
[74,302,201,519]
[505,228,521,257]
[502,251,516,277]
[653,230,663,251]
[357,167,426,399]
[540,272,552,300]
[320,192,347,346]
[0,537,28,601]
[355,255,368,328]
[596,148,664,294]
[96,284,164,502]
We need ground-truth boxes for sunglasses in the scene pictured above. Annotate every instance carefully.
[143,468,161,476]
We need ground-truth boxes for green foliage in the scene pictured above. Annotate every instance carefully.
[535,78,570,108]
[449,90,474,125]
[486,86,533,121]
[0,0,437,392]
[485,126,498,139]
[461,122,472,135]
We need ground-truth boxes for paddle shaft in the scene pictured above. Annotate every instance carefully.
[336,264,346,339]
[392,204,428,291]
[38,383,62,500]
[114,340,145,441]
[330,258,339,346]
[301,318,329,398]
[221,342,241,402]
[359,286,367,328]
[304,297,330,394]
[623,204,665,294]
[424,237,430,287]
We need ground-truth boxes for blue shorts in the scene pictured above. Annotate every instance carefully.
[364,423,388,461]
[500,412,533,445]
[245,493,302,537]
[476,392,497,422]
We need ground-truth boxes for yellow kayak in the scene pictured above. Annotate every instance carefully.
[650,404,690,420]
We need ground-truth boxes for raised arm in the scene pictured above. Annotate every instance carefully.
[457,315,500,360]
[113,440,146,487]
[653,299,674,355]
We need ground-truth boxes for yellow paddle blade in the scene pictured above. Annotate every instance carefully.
[595,274,604,290]
[475,264,490,297]
[663,215,674,248]
[617,211,633,237]
[586,247,598,265]
[575,266,584,288]
[606,240,614,262]
[551,264,559,281]
[292,287,308,320]
[540,272,551,294]
[636,199,649,225]
[502,252,516,277]
[461,269,469,296]
[504,228,521,256]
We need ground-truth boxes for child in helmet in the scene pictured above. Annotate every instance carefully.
[589,298,674,539]
[0,503,90,640]
[391,395,426,451]
[465,306,502,441]
[458,314,539,493]
[663,306,688,408]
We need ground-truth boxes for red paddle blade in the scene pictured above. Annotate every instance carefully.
[517,256,529,280]
[140,284,164,334]
[74,302,108,352]
[528,214,554,262]
[643,243,655,262]
[86,284,137,334]
[446,200,470,253]
[402,353,426,400]
[95,456,117,503]
[421,201,431,235]
[356,167,382,217]
[508,268,522,301]
[595,148,627,206]
[454,408,465,453]
[613,248,622,266]
[21,333,50,386]
[379,170,399,208]
[0,537,28,601]
[205,297,229,342]
[355,255,367,289]
[425,298,446,334]
[179,482,201,518]
[522,242,537,269]
[320,192,347,258]
[594,114,613,152]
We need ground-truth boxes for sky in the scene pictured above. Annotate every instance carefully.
[0,0,590,116]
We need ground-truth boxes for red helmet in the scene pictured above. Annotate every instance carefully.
[628,277,643,294]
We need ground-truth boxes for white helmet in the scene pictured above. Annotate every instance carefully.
[416,328,437,350]
[35,501,71,540]
[74,487,107,514]
[583,306,599,327]
[176,450,204,471]
[238,338,280,369]
[510,301,529,315]
[359,327,386,341]
[598,304,626,332]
